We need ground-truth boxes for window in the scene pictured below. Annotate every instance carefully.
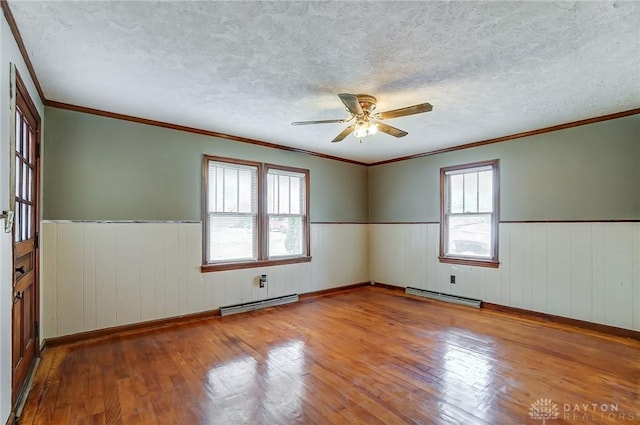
[206,159,258,262]
[439,159,499,268]
[266,167,306,257]
[202,156,310,271]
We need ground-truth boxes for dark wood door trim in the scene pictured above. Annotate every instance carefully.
[11,70,41,410]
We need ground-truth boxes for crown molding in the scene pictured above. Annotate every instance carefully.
[1,0,45,101]
[369,108,640,166]
[45,100,368,166]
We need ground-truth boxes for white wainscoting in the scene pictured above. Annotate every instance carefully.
[370,222,640,332]
[41,222,369,339]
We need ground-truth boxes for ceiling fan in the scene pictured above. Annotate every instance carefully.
[291,93,433,143]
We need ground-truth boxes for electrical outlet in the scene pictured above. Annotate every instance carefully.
[450,275,456,284]
[259,274,267,288]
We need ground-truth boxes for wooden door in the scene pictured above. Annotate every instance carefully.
[12,73,40,406]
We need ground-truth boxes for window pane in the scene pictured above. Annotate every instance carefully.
[478,170,493,213]
[268,169,306,215]
[449,174,463,213]
[268,215,302,257]
[238,169,253,213]
[223,168,238,212]
[208,214,256,262]
[447,214,492,258]
[278,176,290,214]
[209,162,257,214]
[463,172,478,213]
[267,173,276,214]
[290,176,301,214]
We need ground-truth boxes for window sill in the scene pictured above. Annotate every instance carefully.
[201,256,312,272]
[438,256,499,269]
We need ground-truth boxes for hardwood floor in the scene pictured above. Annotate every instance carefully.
[20,287,640,425]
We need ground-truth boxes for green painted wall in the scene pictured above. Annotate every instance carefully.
[369,114,640,222]
[44,107,640,223]
[43,107,369,222]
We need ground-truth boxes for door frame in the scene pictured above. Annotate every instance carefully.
[10,67,41,408]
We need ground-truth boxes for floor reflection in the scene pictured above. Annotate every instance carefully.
[265,340,305,421]
[206,355,258,424]
[205,339,305,424]
[437,328,496,423]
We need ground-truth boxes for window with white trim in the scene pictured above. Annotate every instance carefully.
[439,159,499,268]
[202,155,310,271]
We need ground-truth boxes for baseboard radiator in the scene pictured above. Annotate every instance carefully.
[220,294,299,316]
[405,287,482,308]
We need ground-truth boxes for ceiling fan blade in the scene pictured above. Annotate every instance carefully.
[338,93,363,116]
[291,119,348,126]
[377,122,408,138]
[331,125,355,143]
[375,103,433,120]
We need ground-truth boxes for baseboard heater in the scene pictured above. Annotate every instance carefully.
[405,287,482,308]
[220,294,299,316]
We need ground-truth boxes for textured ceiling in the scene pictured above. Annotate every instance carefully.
[8,1,640,163]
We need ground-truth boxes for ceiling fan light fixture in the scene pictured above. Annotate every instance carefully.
[353,128,367,138]
[353,120,378,139]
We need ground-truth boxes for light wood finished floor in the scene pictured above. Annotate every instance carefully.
[20,287,640,424]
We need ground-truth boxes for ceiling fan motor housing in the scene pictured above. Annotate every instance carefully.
[355,94,377,115]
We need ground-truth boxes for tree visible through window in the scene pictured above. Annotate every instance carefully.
[202,155,310,271]
[439,159,499,268]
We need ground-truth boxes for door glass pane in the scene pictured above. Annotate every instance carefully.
[22,121,28,159]
[447,214,492,258]
[22,163,28,200]
[26,205,32,239]
[21,202,27,241]
[14,202,20,242]
[15,157,20,198]
[27,168,33,202]
[29,130,35,163]
[15,111,21,156]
